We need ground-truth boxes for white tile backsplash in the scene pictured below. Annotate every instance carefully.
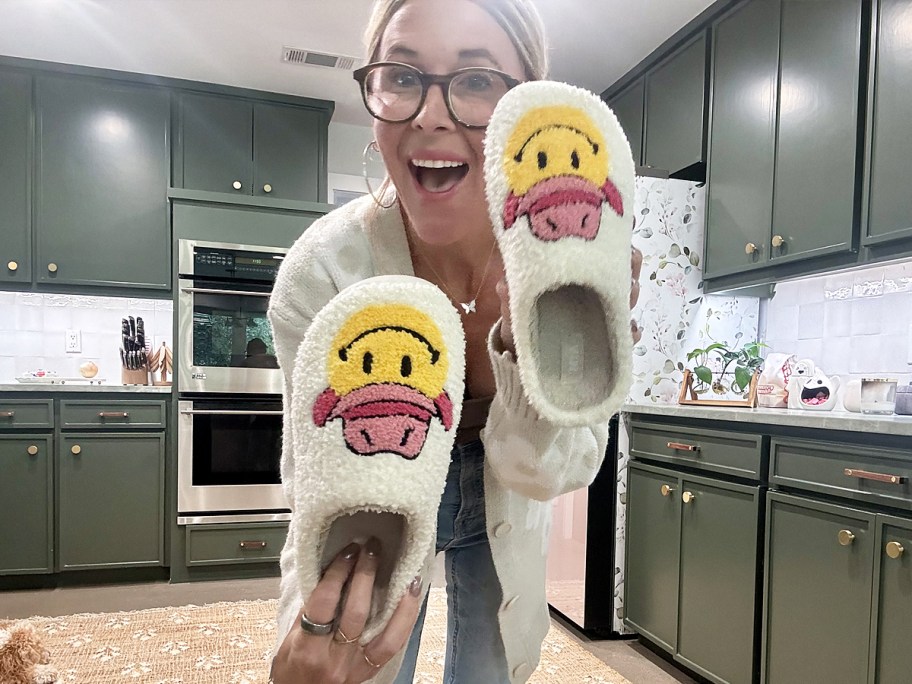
[797,302,825,340]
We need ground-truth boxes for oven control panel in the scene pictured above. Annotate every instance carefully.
[193,247,284,282]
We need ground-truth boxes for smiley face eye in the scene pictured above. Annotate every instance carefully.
[400,355,412,377]
[362,352,373,375]
[537,151,547,169]
[571,150,580,169]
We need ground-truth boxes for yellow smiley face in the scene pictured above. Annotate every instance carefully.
[328,304,448,398]
[503,105,609,196]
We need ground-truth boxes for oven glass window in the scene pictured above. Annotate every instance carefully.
[192,291,278,369]
[192,407,282,485]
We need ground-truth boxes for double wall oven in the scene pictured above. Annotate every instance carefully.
[176,239,291,524]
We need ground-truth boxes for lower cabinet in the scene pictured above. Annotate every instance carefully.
[0,435,53,574]
[58,433,165,570]
[185,523,287,567]
[873,516,912,684]
[626,461,762,684]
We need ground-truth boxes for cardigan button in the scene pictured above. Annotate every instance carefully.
[493,522,513,538]
[512,662,531,679]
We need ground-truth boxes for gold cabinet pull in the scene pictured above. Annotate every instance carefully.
[844,468,907,485]
[682,491,696,504]
[838,529,856,546]
[71,444,82,455]
[660,484,675,497]
[0,411,14,418]
[27,445,39,456]
[886,541,904,559]
[7,260,18,271]
[47,262,58,273]
[263,183,273,193]
[745,242,757,255]
[232,180,243,191]
[98,411,129,419]
[771,235,786,248]
[239,540,267,550]
[667,441,700,453]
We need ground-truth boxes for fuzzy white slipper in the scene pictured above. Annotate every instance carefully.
[290,275,465,641]
[483,81,635,426]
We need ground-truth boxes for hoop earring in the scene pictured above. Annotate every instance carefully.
[363,140,396,209]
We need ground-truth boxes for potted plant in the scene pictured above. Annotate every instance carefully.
[679,340,765,406]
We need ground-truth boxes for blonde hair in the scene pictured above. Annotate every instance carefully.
[363,0,549,81]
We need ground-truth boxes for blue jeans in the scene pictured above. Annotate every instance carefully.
[393,440,510,684]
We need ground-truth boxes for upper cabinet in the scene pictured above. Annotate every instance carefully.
[35,75,171,290]
[704,0,865,280]
[175,92,330,202]
[864,0,912,248]
[608,78,645,166]
[0,70,32,285]
[644,32,708,178]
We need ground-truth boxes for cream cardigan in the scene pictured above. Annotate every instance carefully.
[267,195,608,684]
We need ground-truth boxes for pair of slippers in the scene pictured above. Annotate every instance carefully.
[290,82,634,642]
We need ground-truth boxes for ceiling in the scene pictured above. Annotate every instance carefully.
[0,0,716,126]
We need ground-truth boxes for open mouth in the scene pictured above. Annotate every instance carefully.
[801,385,831,405]
[411,159,469,194]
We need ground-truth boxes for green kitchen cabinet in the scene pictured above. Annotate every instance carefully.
[761,492,875,684]
[608,78,644,166]
[57,433,164,570]
[870,516,912,684]
[864,0,912,247]
[644,31,708,177]
[0,436,53,575]
[0,70,32,285]
[176,92,329,202]
[705,0,864,280]
[35,75,170,290]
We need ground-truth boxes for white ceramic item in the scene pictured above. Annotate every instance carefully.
[787,365,841,411]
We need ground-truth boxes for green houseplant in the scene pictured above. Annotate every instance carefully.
[685,341,765,396]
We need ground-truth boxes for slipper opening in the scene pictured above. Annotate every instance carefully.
[533,284,614,412]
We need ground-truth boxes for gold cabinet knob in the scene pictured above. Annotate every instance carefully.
[7,260,18,271]
[838,529,856,546]
[771,235,786,248]
[660,484,675,497]
[232,180,242,191]
[27,445,39,456]
[745,242,757,255]
[886,541,905,559]
[47,262,58,273]
[682,491,696,504]
[263,183,273,193]
[71,444,82,455]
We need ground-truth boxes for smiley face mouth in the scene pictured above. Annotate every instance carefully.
[800,384,832,406]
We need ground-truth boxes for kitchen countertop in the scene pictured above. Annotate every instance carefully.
[624,402,912,438]
[0,383,172,394]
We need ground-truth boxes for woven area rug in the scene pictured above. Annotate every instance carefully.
[25,588,631,683]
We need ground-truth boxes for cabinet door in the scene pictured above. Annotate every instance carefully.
[35,75,170,289]
[871,516,912,684]
[0,70,32,285]
[771,0,863,264]
[704,0,780,278]
[0,436,52,574]
[866,0,912,245]
[58,433,164,570]
[253,102,325,201]
[178,92,253,195]
[644,32,707,176]
[609,78,644,166]
[625,463,680,652]
[762,492,874,684]
[678,477,760,684]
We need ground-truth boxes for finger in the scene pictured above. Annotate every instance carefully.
[631,319,642,345]
[359,576,424,676]
[335,537,381,644]
[629,278,640,310]
[300,542,360,627]
[631,246,643,281]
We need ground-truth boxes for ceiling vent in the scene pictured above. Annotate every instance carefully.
[282,47,361,71]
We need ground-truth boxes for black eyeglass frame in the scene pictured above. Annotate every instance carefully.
[353,61,522,129]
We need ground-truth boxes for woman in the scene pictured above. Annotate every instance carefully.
[268,1,638,682]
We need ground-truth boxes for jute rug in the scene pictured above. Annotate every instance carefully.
[25,588,631,683]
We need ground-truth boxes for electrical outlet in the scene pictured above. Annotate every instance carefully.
[65,329,81,353]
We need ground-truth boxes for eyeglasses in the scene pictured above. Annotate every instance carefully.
[353,61,521,129]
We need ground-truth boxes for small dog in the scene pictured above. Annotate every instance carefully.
[0,621,58,684]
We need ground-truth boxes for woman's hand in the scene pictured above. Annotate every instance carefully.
[270,539,424,684]
[495,246,645,352]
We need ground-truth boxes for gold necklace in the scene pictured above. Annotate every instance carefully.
[417,239,498,315]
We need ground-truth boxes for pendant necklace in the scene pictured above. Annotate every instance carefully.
[418,239,498,315]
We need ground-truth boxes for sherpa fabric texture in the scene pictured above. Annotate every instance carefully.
[290,274,465,643]
[483,80,634,426]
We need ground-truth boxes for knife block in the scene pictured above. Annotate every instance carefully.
[121,368,149,386]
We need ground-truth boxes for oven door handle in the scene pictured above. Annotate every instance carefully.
[180,286,272,297]
[180,409,284,416]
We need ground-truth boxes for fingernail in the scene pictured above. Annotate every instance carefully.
[340,542,360,560]
[365,537,381,557]
[409,576,422,596]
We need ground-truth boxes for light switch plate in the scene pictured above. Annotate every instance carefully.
[65,329,81,353]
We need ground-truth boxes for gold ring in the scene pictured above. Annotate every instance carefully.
[363,651,382,669]
[333,627,360,644]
